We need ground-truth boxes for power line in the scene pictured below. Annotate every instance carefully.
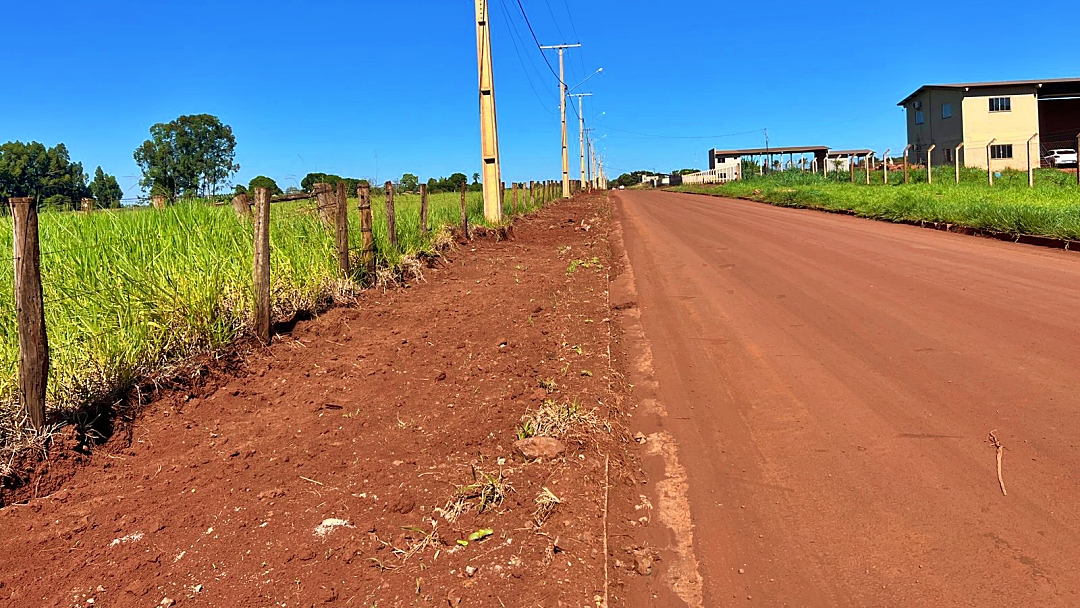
[597,126,765,140]
[558,0,588,83]
[495,0,557,115]
[512,0,562,84]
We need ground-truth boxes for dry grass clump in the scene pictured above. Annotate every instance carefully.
[436,466,513,523]
[517,398,602,440]
[533,487,561,527]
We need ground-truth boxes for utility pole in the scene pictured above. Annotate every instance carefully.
[569,93,592,188]
[474,0,503,222]
[584,128,596,189]
[540,43,581,198]
[590,133,598,189]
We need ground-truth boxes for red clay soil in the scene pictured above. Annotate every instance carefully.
[0,194,664,607]
[614,189,1080,606]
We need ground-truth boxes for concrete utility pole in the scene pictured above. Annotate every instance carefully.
[586,132,594,188]
[540,43,580,198]
[587,129,598,189]
[569,92,592,188]
[474,0,503,222]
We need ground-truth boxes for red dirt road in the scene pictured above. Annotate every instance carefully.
[615,190,1080,606]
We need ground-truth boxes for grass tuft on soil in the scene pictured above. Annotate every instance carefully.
[672,167,1080,240]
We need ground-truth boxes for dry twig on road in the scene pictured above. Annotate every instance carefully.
[989,430,1007,496]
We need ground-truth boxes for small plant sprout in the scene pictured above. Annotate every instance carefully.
[537,377,558,393]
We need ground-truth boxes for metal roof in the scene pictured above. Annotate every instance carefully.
[827,149,873,157]
[711,146,828,156]
[898,77,1080,105]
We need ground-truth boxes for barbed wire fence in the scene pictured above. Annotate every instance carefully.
[2,177,573,431]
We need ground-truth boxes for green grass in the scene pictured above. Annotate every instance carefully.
[0,186,554,443]
[673,167,1080,239]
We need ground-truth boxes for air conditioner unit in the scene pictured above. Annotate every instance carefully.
[913,101,922,110]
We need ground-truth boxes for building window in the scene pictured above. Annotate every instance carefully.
[942,103,952,118]
[944,147,954,162]
[915,110,924,125]
[990,144,1014,159]
[989,97,1011,112]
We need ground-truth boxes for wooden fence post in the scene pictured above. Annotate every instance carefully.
[314,182,335,226]
[232,192,252,217]
[10,197,48,430]
[419,183,429,235]
[512,182,519,216]
[335,182,350,278]
[384,181,398,249]
[358,184,375,279]
[460,181,468,237]
[151,195,166,209]
[253,187,272,345]
[81,198,94,213]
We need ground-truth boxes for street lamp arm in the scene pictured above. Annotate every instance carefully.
[569,68,603,92]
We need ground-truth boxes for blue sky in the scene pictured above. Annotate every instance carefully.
[1,0,1073,196]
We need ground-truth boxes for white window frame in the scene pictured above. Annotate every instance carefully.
[989,97,1011,113]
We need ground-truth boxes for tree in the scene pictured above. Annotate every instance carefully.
[133,114,239,199]
[672,168,700,176]
[446,173,469,192]
[612,171,652,188]
[234,184,248,195]
[0,141,90,208]
[90,166,123,208]
[248,175,283,196]
[301,172,340,191]
[400,173,419,192]
[472,172,480,184]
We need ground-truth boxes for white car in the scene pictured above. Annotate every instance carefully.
[1045,149,1078,167]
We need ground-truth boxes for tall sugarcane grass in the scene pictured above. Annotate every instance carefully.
[0,186,552,444]
[673,168,1080,239]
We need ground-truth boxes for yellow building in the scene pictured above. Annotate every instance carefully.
[898,78,1080,170]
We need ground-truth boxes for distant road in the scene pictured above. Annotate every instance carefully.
[616,190,1080,606]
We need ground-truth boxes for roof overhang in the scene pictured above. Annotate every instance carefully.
[897,77,1080,106]
[711,146,828,157]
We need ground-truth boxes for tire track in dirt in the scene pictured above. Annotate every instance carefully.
[608,210,703,608]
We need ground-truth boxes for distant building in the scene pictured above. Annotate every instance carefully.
[709,146,829,173]
[898,78,1080,170]
[640,174,671,187]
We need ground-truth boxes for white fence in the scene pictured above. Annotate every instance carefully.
[681,165,741,185]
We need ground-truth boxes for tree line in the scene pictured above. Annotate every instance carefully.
[3,111,492,211]
[0,141,123,210]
